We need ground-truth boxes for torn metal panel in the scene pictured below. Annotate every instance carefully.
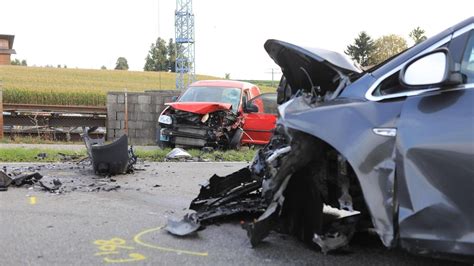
[166,213,200,236]
[278,95,403,247]
[82,128,137,175]
[166,148,192,160]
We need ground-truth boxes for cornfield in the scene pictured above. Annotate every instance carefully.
[0,66,219,106]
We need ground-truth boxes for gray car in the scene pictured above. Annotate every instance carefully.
[170,17,474,262]
[257,16,474,260]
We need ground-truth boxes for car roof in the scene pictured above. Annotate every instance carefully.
[189,80,255,89]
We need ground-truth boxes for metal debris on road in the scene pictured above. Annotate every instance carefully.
[165,148,192,160]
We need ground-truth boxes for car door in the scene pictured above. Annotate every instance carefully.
[241,93,278,145]
[396,30,474,255]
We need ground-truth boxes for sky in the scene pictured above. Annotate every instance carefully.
[1,0,473,80]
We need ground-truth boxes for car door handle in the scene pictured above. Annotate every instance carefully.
[372,128,397,137]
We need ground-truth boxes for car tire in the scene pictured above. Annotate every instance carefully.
[229,128,243,149]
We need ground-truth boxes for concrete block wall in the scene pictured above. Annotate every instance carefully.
[107,90,181,145]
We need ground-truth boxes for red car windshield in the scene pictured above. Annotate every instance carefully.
[179,86,242,112]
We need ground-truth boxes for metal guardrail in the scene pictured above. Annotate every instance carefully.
[3,103,107,114]
[2,103,107,139]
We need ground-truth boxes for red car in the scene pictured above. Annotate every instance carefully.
[158,80,277,149]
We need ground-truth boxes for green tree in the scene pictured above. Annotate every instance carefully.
[21,60,27,66]
[144,37,168,71]
[115,57,129,70]
[167,38,176,72]
[225,73,231,79]
[409,27,427,45]
[11,59,21,65]
[100,65,107,70]
[369,34,408,65]
[345,31,375,67]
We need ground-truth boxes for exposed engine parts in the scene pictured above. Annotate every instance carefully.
[166,125,366,254]
[160,108,243,149]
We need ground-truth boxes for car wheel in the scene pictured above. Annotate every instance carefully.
[229,128,243,149]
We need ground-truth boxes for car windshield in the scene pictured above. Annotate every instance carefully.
[179,86,242,112]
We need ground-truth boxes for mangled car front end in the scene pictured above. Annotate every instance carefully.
[159,101,243,148]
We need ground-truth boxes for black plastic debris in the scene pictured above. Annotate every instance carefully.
[0,170,43,191]
[166,167,267,236]
[12,172,43,186]
[38,179,62,193]
[82,127,137,175]
[36,153,48,160]
[0,171,12,191]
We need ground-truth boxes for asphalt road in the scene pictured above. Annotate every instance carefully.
[0,161,466,265]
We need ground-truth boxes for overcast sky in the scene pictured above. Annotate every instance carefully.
[1,0,473,80]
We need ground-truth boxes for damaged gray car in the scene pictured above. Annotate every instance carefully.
[169,17,474,261]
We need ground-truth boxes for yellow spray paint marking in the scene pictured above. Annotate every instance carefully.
[133,226,208,257]
[29,196,37,205]
[103,253,146,263]
[93,238,146,263]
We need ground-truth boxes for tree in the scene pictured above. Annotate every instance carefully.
[101,65,107,70]
[115,57,129,70]
[11,59,21,65]
[21,60,27,66]
[225,73,231,79]
[409,27,427,45]
[167,38,176,72]
[345,31,375,67]
[144,37,169,71]
[369,34,408,65]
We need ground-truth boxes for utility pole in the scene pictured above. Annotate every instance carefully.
[265,68,282,87]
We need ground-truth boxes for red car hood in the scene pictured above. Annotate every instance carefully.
[166,102,232,114]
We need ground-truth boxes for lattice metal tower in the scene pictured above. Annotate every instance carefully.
[175,0,195,90]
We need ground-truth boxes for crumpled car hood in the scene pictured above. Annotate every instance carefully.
[166,102,232,114]
[264,39,361,96]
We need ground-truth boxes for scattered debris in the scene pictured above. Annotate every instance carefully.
[167,127,366,254]
[0,171,12,191]
[58,153,83,162]
[38,179,62,193]
[12,172,43,186]
[101,185,121,192]
[165,148,192,160]
[36,153,48,160]
[0,170,44,191]
[166,213,200,236]
[82,127,137,175]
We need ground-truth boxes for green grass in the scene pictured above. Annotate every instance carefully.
[0,66,277,105]
[0,147,258,162]
[135,148,256,162]
[0,148,86,162]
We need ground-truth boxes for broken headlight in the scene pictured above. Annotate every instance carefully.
[158,114,173,125]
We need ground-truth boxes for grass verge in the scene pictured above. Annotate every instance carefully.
[0,147,257,163]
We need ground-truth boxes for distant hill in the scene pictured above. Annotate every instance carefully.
[0,66,275,106]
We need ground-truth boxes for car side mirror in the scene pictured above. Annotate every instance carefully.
[244,102,259,113]
[400,48,462,88]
